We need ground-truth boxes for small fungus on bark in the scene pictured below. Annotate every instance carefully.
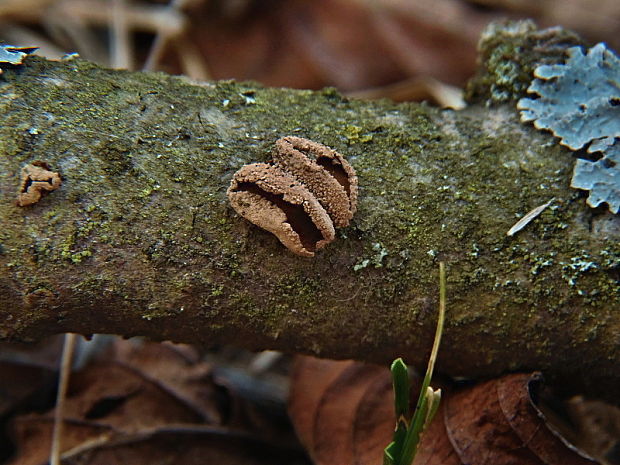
[273,136,358,227]
[16,161,62,207]
[227,137,357,257]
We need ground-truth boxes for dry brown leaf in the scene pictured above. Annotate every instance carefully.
[288,357,357,453]
[312,363,389,464]
[106,340,225,424]
[497,374,595,464]
[0,361,55,417]
[62,362,204,430]
[444,373,590,465]
[10,420,302,465]
[2,0,618,100]
[8,417,113,465]
[6,340,292,464]
[288,357,602,465]
[349,372,393,463]
[288,356,403,465]
[60,428,305,465]
[106,340,290,439]
[181,0,489,91]
[566,396,620,465]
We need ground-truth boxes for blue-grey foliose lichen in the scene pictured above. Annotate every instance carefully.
[0,45,37,69]
[571,143,619,214]
[517,43,620,213]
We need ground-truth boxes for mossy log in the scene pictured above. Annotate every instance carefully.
[0,22,618,402]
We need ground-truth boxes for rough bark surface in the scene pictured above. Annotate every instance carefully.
[0,22,618,401]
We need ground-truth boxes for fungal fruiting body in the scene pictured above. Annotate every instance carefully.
[228,163,336,257]
[16,162,62,207]
[227,137,358,257]
[274,136,358,227]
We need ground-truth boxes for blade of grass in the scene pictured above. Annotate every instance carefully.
[384,357,411,465]
[391,358,411,422]
[384,441,397,465]
[398,262,446,465]
[423,387,441,430]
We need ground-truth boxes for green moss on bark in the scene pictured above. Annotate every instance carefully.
[0,46,618,403]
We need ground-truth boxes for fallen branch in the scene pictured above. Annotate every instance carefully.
[0,21,617,402]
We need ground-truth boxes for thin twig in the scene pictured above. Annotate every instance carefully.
[111,0,133,69]
[50,333,78,465]
[142,0,185,71]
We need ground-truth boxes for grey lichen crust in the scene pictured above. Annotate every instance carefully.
[518,43,620,151]
[571,144,620,213]
[518,42,620,213]
[0,45,37,70]
[464,20,583,105]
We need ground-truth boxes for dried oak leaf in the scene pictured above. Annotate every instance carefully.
[8,417,113,465]
[0,361,55,417]
[10,419,298,465]
[288,357,599,465]
[104,340,226,424]
[57,362,205,431]
[7,340,266,464]
[288,357,393,465]
[181,0,484,90]
[8,340,306,465]
[444,373,594,465]
[16,161,61,207]
[566,396,620,464]
[57,428,302,465]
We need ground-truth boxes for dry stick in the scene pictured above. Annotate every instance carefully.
[50,333,78,465]
[173,37,211,81]
[43,3,108,65]
[142,0,210,79]
[111,0,132,69]
[142,0,184,71]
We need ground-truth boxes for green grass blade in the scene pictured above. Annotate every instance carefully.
[391,358,411,421]
[386,358,410,465]
[424,389,441,430]
[397,262,447,465]
[391,422,407,464]
[383,441,396,465]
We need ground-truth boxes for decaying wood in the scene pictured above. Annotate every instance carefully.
[0,21,618,402]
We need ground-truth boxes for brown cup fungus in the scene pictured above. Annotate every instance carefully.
[227,137,358,257]
[16,161,62,207]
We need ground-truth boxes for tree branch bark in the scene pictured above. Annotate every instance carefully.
[0,22,618,402]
